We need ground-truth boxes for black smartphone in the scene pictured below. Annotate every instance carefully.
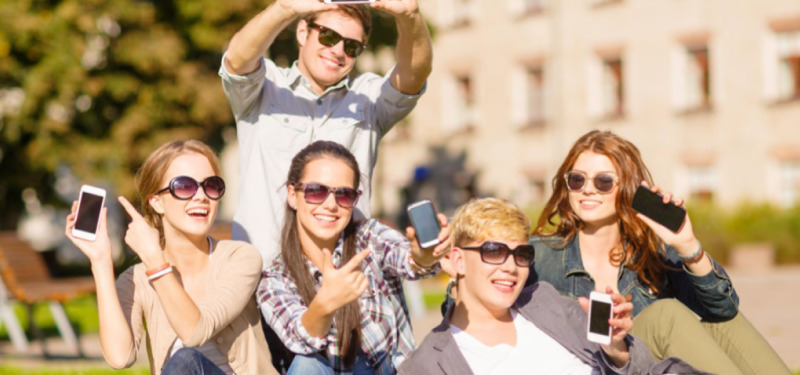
[407,200,441,249]
[631,185,686,233]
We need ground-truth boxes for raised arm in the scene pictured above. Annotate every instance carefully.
[225,0,336,75]
[65,205,133,368]
[373,0,433,94]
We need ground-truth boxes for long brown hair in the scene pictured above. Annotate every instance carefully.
[534,130,665,293]
[135,139,222,248]
[280,140,362,367]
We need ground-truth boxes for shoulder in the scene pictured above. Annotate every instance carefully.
[211,238,263,271]
[349,70,385,89]
[357,219,405,242]
[399,322,451,374]
[529,235,567,250]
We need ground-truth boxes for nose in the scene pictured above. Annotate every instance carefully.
[321,190,338,210]
[193,185,210,201]
[499,252,518,272]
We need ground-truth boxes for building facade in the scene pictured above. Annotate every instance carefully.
[373,0,800,216]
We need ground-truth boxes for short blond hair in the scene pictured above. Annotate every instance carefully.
[451,198,530,247]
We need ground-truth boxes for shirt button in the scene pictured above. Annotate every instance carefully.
[316,99,323,105]
[216,337,224,344]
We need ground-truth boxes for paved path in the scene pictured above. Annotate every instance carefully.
[1,266,798,371]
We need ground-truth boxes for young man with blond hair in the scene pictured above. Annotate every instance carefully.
[400,198,697,374]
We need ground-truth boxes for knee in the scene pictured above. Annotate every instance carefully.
[162,347,204,374]
[647,299,696,320]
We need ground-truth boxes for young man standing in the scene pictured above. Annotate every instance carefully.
[400,198,699,374]
[220,0,432,267]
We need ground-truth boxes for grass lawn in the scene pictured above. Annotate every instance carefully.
[0,295,99,338]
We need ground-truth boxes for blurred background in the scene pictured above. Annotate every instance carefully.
[0,0,799,372]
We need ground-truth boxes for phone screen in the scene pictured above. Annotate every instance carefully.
[408,202,440,247]
[75,192,104,233]
[589,299,611,335]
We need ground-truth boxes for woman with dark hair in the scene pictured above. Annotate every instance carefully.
[65,140,277,374]
[257,140,451,375]
[530,130,789,374]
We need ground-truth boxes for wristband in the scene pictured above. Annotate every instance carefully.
[408,254,435,275]
[145,262,171,277]
[148,266,173,281]
[679,244,705,265]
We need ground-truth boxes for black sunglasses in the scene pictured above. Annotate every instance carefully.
[564,171,619,194]
[460,241,535,267]
[295,182,362,208]
[155,176,226,201]
[308,21,366,58]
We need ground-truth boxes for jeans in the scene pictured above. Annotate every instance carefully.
[161,347,227,375]
[287,352,374,375]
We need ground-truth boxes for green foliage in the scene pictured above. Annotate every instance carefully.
[0,0,406,229]
[0,295,98,338]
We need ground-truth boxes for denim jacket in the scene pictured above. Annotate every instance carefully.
[528,235,739,322]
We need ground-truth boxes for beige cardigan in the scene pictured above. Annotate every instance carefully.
[115,238,277,375]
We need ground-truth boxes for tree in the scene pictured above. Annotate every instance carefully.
[0,0,405,230]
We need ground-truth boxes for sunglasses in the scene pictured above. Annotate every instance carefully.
[564,171,619,194]
[308,21,366,58]
[460,241,535,267]
[155,176,226,201]
[295,182,362,208]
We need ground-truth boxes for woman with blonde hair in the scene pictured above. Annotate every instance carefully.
[66,139,276,374]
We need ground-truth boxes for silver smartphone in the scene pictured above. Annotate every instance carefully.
[587,291,613,345]
[72,185,106,241]
[407,199,441,249]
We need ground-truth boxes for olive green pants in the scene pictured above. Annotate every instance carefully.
[631,299,790,375]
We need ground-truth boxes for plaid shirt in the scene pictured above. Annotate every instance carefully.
[257,219,439,374]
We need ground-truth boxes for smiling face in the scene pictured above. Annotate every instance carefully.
[288,156,357,251]
[568,151,621,231]
[453,238,529,317]
[149,152,219,242]
[297,11,364,95]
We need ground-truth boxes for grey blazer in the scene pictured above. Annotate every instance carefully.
[399,282,705,375]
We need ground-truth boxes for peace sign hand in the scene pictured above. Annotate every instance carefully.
[317,248,372,312]
[118,196,165,269]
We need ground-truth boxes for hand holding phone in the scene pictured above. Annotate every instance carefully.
[407,200,441,249]
[72,185,107,241]
[587,291,613,345]
[631,185,686,233]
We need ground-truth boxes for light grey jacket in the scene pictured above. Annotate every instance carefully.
[399,282,704,375]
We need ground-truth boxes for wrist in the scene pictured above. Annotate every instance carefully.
[141,253,166,271]
[408,253,436,274]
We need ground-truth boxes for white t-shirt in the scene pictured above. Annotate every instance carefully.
[451,309,599,375]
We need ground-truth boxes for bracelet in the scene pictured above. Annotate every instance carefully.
[408,254,435,275]
[145,263,171,277]
[148,266,173,281]
[679,244,705,265]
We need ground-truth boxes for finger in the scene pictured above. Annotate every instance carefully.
[96,207,109,233]
[640,180,650,188]
[577,296,590,313]
[342,249,372,272]
[405,226,416,242]
[118,196,143,220]
[71,201,78,215]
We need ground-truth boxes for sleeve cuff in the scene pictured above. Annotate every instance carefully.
[379,67,427,106]
[219,52,266,85]
[296,318,329,350]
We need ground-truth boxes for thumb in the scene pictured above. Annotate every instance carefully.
[577,297,590,313]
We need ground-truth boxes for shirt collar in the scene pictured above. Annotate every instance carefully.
[288,61,353,94]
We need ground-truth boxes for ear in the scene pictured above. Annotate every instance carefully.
[287,184,298,210]
[149,195,165,215]
[451,247,467,277]
[297,19,309,48]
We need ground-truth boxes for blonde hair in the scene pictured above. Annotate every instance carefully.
[135,139,222,247]
[451,198,530,247]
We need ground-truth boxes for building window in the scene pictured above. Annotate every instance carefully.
[672,43,712,112]
[777,30,800,101]
[588,53,625,119]
[439,0,476,29]
[512,65,546,128]
[687,165,716,203]
[780,161,800,207]
[442,73,476,132]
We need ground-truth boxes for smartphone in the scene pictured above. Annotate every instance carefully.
[587,291,613,345]
[323,0,375,3]
[407,200,441,249]
[631,185,686,233]
[72,185,106,241]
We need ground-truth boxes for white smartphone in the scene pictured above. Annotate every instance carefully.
[323,0,375,3]
[407,199,441,249]
[72,185,106,241]
[587,291,613,345]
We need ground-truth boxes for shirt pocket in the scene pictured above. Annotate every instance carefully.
[258,105,309,153]
[320,105,366,147]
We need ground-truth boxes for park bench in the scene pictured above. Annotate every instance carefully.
[0,231,95,357]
